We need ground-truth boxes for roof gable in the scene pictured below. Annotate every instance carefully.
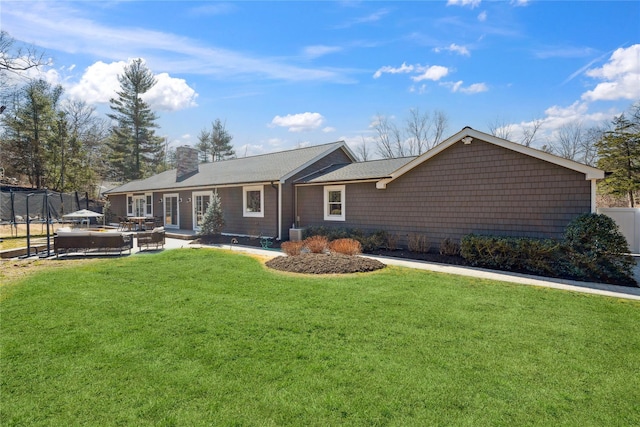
[376,127,605,189]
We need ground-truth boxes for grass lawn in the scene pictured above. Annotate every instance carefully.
[1,249,639,426]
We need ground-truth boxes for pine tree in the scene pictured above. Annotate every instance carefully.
[198,192,225,237]
[211,119,235,161]
[107,58,164,180]
[596,103,640,207]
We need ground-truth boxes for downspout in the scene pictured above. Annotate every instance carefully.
[271,181,280,240]
[590,179,597,213]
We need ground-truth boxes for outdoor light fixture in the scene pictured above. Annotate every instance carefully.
[462,136,473,145]
[187,198,191,203]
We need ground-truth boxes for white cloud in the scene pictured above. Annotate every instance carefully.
[144,73,198,111]
[412,65,450,82]
[434,43,471,56]
[66,61,123,104]
[582,44,640,101]
[373,62,414,78]
[447,0,481,8]
[322,127,336,133]
[270,112,326,132]
[441,80,488,94]
[303,45,343,59]
[478,11,487,21]
[66,59,198,111]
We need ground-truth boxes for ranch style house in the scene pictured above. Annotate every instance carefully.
[105,127,605,247]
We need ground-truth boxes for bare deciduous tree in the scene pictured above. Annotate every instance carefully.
[487,116,513,140]
[520,118,543,147]
[556,121,584,161]
[373,109,449,158]
[355,136,371,161]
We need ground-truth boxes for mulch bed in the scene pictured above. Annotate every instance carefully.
[192,235,465,275]
[265,253,385,274]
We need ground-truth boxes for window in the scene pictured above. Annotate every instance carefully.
[324,185,345,221]
[243,185,264,217]
[146,194,153,216]
[128,193,152,217]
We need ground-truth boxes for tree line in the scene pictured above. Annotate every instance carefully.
[0,31,235,196]
[1,30,637,206]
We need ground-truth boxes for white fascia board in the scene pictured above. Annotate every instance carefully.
[279,141,355,183]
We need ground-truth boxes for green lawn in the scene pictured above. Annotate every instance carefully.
[2,249,639,426]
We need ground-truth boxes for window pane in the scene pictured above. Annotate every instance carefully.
[328,191,341,203]
[246,190,261,212]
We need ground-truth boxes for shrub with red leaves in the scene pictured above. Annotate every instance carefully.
[302,235,330,253]
[329,238,362,256]
[281,241,304,256]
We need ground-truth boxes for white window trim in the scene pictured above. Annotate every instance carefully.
[127,193,152,217]
[243,185,264,218]
[324,185,345,221]
[192,190,214,231]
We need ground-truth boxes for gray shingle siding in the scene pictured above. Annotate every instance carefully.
[297,139,592,247]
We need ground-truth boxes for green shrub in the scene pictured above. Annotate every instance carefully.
[460,215,637,286]
[562,213,635,285]
[460,234,561,276]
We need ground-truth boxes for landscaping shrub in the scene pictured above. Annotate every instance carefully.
[281,241,304,256]
[460,215,637,286]
[408,233,430,253]
[302,235,330,254]
[360,230,389,252]
[562,213,636,285]
[386,233,399,251]
[460,234,560,276]
[302,227,390,252]
[329,238,362,256]
[439,238,460,256]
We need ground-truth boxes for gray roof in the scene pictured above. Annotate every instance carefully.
[298,157,416,184]
[106,141,350,194]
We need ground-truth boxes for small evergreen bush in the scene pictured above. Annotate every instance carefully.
[197,193,224,237]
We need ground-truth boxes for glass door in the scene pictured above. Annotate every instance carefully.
[164,194,179,228]
[193,192,212,231]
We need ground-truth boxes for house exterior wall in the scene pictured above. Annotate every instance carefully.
[215,185,278,237]
[281,148,354,239]
[297,139,592,247]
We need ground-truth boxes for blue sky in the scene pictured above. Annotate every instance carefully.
[3,0,639,158]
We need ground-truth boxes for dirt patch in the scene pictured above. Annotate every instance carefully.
[265,253,385,274]
[0,258,100,286]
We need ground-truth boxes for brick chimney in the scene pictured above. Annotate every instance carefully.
[176,146,199,182]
